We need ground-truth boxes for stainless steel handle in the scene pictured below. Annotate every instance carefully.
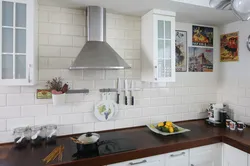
[170,152,185,157]
[28,64,31,83]
[191,164,194,166]
[129,160,147,165]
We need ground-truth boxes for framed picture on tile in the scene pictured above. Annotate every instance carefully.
[175,30,187,72]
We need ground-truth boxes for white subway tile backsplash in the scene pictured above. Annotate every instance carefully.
[39,5,60,12]
[0,131,13,143]
[35,115,60,125]
[0,120,6,131]
[0,107,21,119]
[39,11,49,22]
[39,23,60,34]
[133,117,150,127]
[83,113,98,123]
[49,35,73,46]
[0,87,20,94]
[73,102,94,113]
[95,80,116,89]
[124,50,140,59]
[167,97,182,105]
[73,123,94,134]
[159,88,175,97]
[48,58,73,69]
[167,114,182,122]
[21,105,47,117]
[57,125,73,136]
[7,94,34,106]
[60,47,81,58]
[107,29,125,39]
[175,87,189,96]
[95,121,114,131]
[39,46,61,57]
[124,108,142,118]
[39,34,49,45]
[7,117,34,130]
[151,116,167,123]
[73,14,86,25]
[60,113,84,125]
[83,70,105,80]
[48,104,72,115]
[73,36,86,47]
[158,106,174,115]
[142,107,158,116]
[61,25,84,36]
[73,80,94,89]
[150,97,166,106]
[174,105,188,113]
[49,12,73,24]
[115,119,134,129]
[39,69,61,81]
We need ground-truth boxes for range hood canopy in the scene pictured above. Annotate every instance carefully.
[69,6,130,70]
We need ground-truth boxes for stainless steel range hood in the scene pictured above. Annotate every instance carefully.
[69,6,130,70]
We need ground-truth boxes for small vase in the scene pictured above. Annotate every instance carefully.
[52,93,66,106]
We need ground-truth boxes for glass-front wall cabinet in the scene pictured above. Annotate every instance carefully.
[155,14,175,82]
[0,0,36,85]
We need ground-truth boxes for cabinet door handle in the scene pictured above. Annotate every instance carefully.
[170,152,185,157]
[129,160,147,165]
[28,64,31,83]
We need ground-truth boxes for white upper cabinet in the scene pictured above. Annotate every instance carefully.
[0,0,37,86]
[141,9,175,82]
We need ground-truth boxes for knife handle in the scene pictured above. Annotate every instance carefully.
[131,96,134,106]
[117,94,120,104]
[125,96,128,105]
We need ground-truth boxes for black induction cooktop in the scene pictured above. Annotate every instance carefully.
[72,138,136,160]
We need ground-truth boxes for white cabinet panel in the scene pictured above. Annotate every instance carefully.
[190,143,222,166]
[223,144,247,166]
[0,0,37,85]
[107,154,165,166]
[141,9,176,82]
[165,150,189,166]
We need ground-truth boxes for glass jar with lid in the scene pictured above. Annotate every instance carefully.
[13,127,31,148]
[45,124,57,144]
[31,126,43,146]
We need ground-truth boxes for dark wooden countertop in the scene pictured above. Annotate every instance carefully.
[1,120,250,166]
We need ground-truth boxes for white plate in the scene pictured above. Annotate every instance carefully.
[94,93,115,121]
[146,123,190,136]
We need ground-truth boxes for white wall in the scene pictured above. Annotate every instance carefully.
[219,21,250,122]
[0,5,219,143]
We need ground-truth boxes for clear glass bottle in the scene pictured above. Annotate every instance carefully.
[45,124,57,144]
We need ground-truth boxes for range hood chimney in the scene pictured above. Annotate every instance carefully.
[69,6,131,70]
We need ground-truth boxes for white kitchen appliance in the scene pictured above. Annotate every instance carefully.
[207,103,225,122]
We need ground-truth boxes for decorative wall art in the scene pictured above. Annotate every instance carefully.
[220,32,239,62]
[189,47,213,72]
[192,25,214,47]
[175,30,187,72]
[36,89,52,99]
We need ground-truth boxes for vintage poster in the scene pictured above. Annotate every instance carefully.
[175,30,187,72]
[220,32,239,62]
[36,89,52,99]
[189,47,213,72]
[192,25,213,47]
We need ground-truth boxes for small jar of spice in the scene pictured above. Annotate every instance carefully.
[13,127,31,149]
[45,124,57,145]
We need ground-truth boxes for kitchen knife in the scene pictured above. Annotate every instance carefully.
[117,78,121,104]
[124,79,128,105]
[131,80,134,106]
